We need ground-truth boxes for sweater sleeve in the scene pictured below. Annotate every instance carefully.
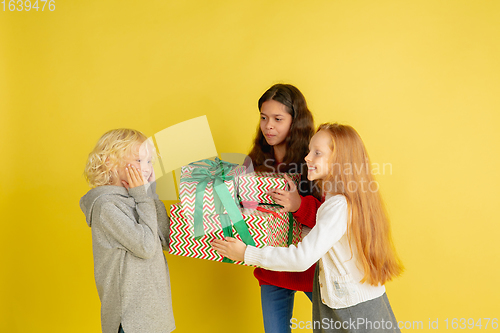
[99,186,159,259]
[244,195,348,272]
[293,194,323,228]
[155,199,170,251]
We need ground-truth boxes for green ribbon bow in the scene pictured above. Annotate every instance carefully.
[184,158,256,263]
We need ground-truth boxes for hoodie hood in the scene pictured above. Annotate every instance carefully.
[80,185,129,227]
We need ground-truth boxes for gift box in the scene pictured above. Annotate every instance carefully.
[238,172,302,205]
[168,203,303,266]
[179,158,246,216]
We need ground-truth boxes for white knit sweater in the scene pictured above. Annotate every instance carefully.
[244,194,386,309]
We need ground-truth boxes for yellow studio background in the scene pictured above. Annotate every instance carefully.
[1,1,499,332]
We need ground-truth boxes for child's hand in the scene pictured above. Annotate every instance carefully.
[122,165,147,190]
[147,167,156,183]
[145,167,157,197]
[211,237,246,262]
[268,174,301,213]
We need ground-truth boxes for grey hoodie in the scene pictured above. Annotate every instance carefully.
[80,185,175,333]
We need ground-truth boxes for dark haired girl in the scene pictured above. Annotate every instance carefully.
[246,84,323,333]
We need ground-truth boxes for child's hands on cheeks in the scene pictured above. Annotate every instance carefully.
[268,174,301,213]
[147,167,156,183]
[211,237,247,262]
[122,165,147,190]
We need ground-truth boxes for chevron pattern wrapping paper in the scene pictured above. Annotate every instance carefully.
[169,203,303,266]
[179,164,246,216]
[238,172,302,205]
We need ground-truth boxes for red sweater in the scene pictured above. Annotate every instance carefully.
[253,194,323,292]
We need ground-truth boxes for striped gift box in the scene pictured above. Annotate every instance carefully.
[168,203,302,265]
[237,172,302,205]
[179,164,246,216]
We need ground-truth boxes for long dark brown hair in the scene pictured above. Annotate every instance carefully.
[248,84,314,173]
[247,84,316,196]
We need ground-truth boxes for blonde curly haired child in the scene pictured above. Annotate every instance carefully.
[80,128,175,333]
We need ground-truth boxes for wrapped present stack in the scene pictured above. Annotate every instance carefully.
[168,158,303,265]
[238,171,302,205]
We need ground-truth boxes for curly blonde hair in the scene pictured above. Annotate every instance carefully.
[84,128,156,188]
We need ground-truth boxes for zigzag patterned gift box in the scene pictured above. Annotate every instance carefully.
[169,203,303,266]
[238,172,302,205]
[179,160,246,216]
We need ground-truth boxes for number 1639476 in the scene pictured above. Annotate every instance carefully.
[2,0,55,11]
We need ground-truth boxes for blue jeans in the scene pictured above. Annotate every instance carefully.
[261,285,313,333]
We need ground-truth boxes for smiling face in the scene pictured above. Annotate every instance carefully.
[304,130,334,181]
[112,143,153,187]
[259,100,293,148]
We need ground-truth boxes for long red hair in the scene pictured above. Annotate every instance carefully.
[318,123,403,286]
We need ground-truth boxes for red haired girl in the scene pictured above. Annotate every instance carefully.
[214,123,403,333]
